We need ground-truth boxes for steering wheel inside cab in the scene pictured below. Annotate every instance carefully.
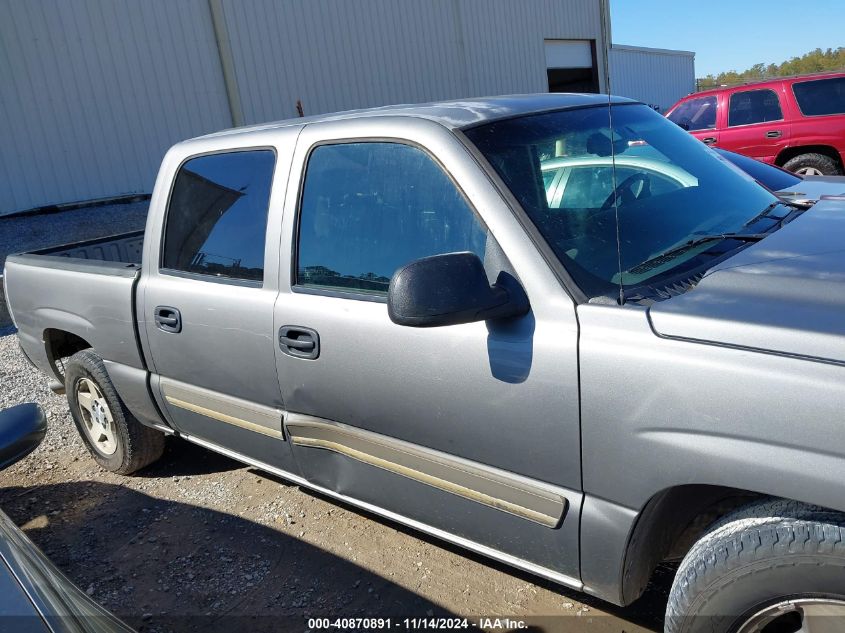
[600,172,651,210]
[585,132,651,210]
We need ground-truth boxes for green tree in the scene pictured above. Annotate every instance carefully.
[696,47,845,91]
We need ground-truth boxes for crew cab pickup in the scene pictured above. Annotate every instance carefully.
[666,72,845,176]
[7,94,845,633]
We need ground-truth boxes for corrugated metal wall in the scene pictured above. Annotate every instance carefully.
[0,0,233,215]
[2,0,608,215]
[218,0,607,123]
[609,45,695,112]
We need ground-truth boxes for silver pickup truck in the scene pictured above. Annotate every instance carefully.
[6,94,845,633]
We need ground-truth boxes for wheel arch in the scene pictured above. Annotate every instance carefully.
[618,485,760,605]
[618,484,845,606]
[775,144,843,169]
[43,327,93,382]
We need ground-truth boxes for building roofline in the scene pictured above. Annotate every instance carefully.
[611,43,695,57]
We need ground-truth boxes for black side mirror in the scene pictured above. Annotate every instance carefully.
[388,252,529,328]
[0,403,46,471]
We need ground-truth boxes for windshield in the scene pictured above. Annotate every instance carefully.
[464,103,779,299]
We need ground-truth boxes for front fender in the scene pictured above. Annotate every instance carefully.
[576,304,845,603]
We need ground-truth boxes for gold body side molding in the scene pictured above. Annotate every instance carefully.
[286,415,567,528]
[160,378,284,439]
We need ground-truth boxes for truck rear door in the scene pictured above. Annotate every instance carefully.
[138,134,297,473]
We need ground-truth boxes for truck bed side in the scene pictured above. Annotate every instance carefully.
[4,231,164,427]
[33,231,144,263]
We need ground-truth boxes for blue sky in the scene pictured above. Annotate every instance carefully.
[610,0,843,77]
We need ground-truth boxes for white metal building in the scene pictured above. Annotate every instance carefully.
[609,44,696,112]
[0,0,694,216]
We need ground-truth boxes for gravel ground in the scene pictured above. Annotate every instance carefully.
[0,331,672,633]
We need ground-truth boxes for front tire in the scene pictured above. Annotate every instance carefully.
[782,152,842,176]
[665,499,845,633]
[65,349,165,474]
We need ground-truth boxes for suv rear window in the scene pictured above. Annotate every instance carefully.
[667,96,716,131]
[728,89,782,126]
[792,77,845,116]
[163,150,275,282]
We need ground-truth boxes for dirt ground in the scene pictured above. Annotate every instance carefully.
[0,332,673,633]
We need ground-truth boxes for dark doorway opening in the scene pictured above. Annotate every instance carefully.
[547,67,599,93]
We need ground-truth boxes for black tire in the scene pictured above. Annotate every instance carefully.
[665,499,845,633]
[65,349,165,474]
[782,152,842,176]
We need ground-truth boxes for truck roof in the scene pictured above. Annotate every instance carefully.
[197,93,636,140]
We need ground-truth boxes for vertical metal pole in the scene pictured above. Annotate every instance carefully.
[599,0,613,95]
[599,0,624,304]
[208,0,244,127]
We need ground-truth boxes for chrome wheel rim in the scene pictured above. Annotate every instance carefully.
[736,598,845,633]
[75,378,118,456]
[795,166,824,176]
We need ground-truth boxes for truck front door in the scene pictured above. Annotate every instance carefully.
[272,119,583,582]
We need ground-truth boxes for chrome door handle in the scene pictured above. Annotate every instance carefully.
[765,130,782,138]
[702,137,717,145]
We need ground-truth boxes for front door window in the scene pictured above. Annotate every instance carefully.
[296,142,487,297]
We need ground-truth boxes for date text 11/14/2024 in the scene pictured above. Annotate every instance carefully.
[306,617,530,630]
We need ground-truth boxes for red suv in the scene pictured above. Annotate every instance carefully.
[666,72,845,175]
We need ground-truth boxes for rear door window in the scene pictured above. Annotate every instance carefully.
[792,77,845,116]
[667,96,717,131]
[296,142,487,296]
[162,150,275,282]
[728,89,783,126]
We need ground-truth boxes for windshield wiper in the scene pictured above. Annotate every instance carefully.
[742,200,807,229]
[684,232,767,248]
[742,201,782,226]
[629,233,766,275]
[776,192,814,208]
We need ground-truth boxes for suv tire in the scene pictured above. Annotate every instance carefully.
[782,152,842,176]
[65,349,165,474]
[665,498,845,633]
